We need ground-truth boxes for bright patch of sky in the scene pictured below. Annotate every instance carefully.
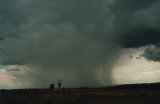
[0,65,33,89]
[112,47,160,85]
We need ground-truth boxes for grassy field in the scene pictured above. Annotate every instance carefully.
[0,83,160,104]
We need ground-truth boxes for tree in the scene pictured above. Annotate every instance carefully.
[50,84,55,90]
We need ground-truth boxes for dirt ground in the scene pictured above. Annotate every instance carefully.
[0,88,160,104]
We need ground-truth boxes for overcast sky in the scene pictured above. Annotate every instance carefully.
[0,0,160,89]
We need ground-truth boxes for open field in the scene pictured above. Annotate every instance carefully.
[0,83,160,104]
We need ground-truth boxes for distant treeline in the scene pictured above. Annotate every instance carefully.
[0,82,160,94]
[105,83,160,90]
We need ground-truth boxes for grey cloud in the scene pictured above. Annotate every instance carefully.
[121,27,160,48]
[111,0,160,48]
[143,45,160,62]
[0,0,118,86]
[0,0,160,87]
[0,0,27,38]
[111,0,159,12]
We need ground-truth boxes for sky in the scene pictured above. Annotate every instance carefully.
[0,0,160,89]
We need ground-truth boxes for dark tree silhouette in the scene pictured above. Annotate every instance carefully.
[58,80,62,89]
[50,84,55,90]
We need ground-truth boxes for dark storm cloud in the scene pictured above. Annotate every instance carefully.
[0,0,160,87]
[143,45,160,62]
[121,27,160,48]
[112,0,159,11]
[111,0,160,48]
[112,0,160,61]
[0,0,117,86]
[0,0,27,38]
